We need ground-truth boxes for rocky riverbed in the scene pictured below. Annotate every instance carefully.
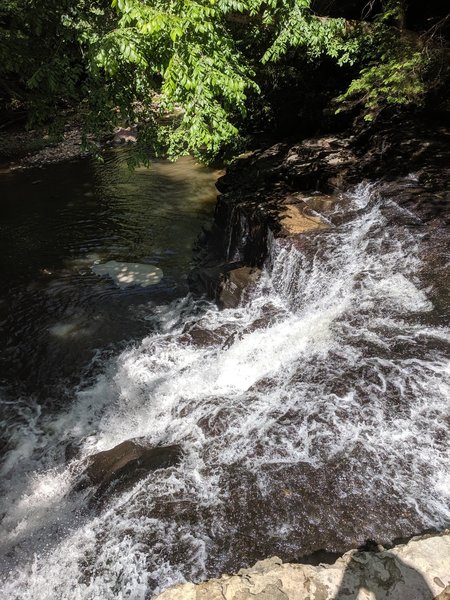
[167,116,450,598]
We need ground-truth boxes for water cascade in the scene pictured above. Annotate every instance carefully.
[0,184,449,599]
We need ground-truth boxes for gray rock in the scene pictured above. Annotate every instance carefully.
[155,532,450,600]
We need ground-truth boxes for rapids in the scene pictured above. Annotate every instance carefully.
[0,183,449,599]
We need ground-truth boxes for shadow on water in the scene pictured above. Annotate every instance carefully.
[0,151,220,403]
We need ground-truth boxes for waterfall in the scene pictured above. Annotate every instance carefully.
[0,184,449,599]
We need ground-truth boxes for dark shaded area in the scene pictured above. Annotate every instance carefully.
[0,151,217,453]
[333,552,434,599]
[312,0,449,26]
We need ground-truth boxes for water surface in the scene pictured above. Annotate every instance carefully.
[0,152,219,402]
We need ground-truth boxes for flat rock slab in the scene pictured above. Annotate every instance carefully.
[280,203,329,236]
[92,260,163,288]
[156,532,450,600]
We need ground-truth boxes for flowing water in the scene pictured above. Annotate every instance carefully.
[0,162,449,599]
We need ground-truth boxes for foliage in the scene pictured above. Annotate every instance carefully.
[0,1,107,128]
[337,46,427,121]
[0,1,447,160]
[335,1,431,121]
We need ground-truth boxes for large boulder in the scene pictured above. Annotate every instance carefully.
[74,439,182,499]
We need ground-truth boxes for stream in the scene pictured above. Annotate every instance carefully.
[0,156,449,599]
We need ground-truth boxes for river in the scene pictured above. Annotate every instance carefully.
[0,156,449,599]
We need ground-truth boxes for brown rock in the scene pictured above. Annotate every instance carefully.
[74,439,182,498]
[179,322,236,348]
[435,584,450,600]
[218,267,261,309]
[280,203,329,236]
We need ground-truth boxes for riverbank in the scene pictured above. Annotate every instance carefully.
[156,531,450,600]
[0,123,138,172]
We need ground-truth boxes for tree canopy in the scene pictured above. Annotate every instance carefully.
[1,1,448,161]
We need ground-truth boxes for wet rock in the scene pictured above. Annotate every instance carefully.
[188,262,241,300]
[65,439,82,462]
[280,202,329,236]
[302,193,336,215]
[197,407,235,437]
[201,121,449,283]
[179,322,233,348]
[218,266,261,309]
[221,330,243,349]
[155,532,450,600]
[74,439,182,497]
[240,303,285,337]
[189,262,261,308]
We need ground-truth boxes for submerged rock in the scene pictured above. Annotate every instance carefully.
[91,260,163,288]
[156,532,450,600]
[74,439,182,498]
[179,322,234,348]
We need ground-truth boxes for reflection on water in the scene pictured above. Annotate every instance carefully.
[0,152,220,401]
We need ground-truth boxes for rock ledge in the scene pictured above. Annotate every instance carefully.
[156,532,450,600]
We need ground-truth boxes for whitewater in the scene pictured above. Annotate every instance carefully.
[0,184,449,599]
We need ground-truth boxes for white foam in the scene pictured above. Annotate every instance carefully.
[1,184,449,599]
